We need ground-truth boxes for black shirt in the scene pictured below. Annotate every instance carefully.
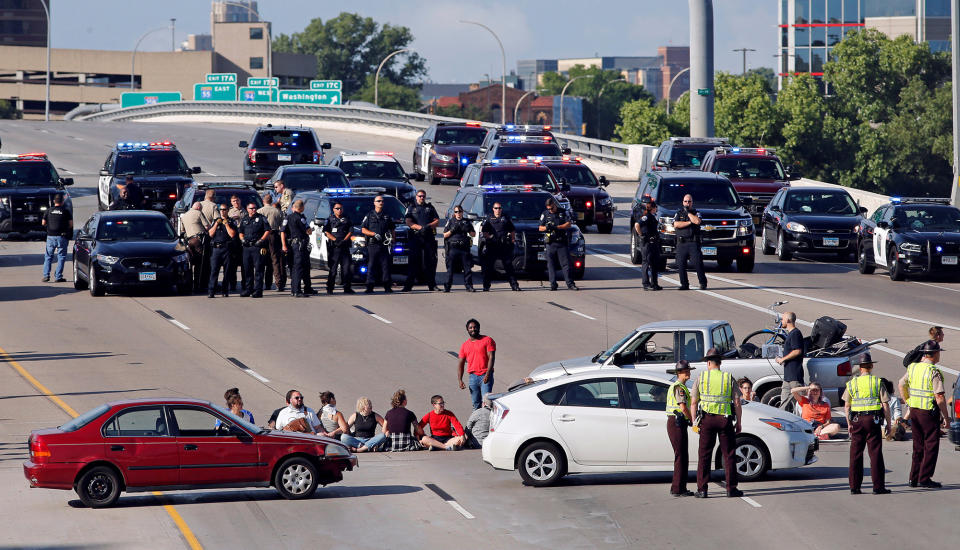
[783,327,805,383]
[539,209,570,244]
[481,215,515,246]
[284,211,309,240]
[361,209,395,244]
[211,218,236,245]
[634,206,659,241]
[673,207,700,240]
[322,214,352,245]
[445,218,473,249]
[239,214,269,244]
[404,202,439,237]
[43,205,71,237]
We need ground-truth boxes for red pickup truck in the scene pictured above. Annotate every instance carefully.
[700,147,800,223]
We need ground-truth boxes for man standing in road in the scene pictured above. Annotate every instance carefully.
[673,194,706,290]
[690,347,743,498]
[281,199,312,298]
[258,192,285,291]
[323,201,354,294]
[361,194,395,294]
[238,203,270,298]
[843,352,891,495]
[777,311,805,409]
[666,360,694,497]
[899,340,950,489]
[198,189,218,226]
[180,202,210,292]
[457,318,495,410]
[480,201,520,292]
[539,197,577,291]
[207,203,236,297]
[41,193,71,283]
[633,195,662,291]
[403,190,440,292]
[443,206,476,292]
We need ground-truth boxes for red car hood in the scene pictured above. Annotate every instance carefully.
[260,430,344,446]
[730,179,788,193]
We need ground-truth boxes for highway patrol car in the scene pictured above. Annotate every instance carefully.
[97,141,200,215]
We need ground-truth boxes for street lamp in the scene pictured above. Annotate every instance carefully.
[460,20,506,125]
[559,74,594,134]
[221,0,271,78]
[513,89,540,124]
[39,0,49,122]
[374,48,411,107]
[131,24,172,91]
[665,67,690,115]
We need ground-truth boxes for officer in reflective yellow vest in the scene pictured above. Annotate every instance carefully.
[899,340,950,488]
[666,360,695,497]
[842,352,891,494]
[690,347,743,498]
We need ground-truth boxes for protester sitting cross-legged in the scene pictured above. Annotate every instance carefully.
[791,382,839,440]
[419,394,466,451]
[384,389,424,451]
[275,389,321,433]
[317,391,350,439]
[341,397,388,452]
[465,394,493,449]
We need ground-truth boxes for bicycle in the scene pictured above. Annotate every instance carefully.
[739,301,789,352]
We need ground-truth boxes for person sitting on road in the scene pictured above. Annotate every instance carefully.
[384,389,424,451]
[318,391,350,439]
[738,377,756,402]
[791,382,839,440]
[419,394,467,451]
[225,392,254,423]
[465,394,493,449]
[275,389,322,433]
[882,378,908,441]
[341,397,387,453]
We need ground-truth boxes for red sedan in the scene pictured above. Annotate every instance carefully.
[23,398,357,508]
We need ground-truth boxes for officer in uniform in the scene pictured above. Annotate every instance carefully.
[258,192,284,291]
[539,197,578,291]
[108,183,142,210]
[402,190,439,292]
[899,340,950,488]
[442,205,476,292]
[690,347,743,498]
[198,189,218,227]
[843,352,891,494]
[281,199,313,297]
[238,203,270,298]
[633,195,662,291]
[480,201,520,292]
[360,194,395,294]
[226,195,246,292]
[673,193,707,290]
[666,360,695,497]
[180,202,210,292]
[207,203,237,297]
[323,201,354,294]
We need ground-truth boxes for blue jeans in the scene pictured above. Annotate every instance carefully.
[469,372,494,410]
[340,433,386,451]
[43,236,69,280]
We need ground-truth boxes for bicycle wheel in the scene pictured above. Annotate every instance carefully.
[740,329,785,351]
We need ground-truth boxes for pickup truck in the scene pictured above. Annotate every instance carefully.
[529,319,884,408]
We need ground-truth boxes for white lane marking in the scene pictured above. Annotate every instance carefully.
[741,496,762,508]
[370,314,392,324]
[71,136,84,141]
[571,310,597,320]
[60,169,75,174]
[910,281,960,293]
[205,171,219,177]
[169,319,191,331]
[448,501,476,519]
[244,369,270,383]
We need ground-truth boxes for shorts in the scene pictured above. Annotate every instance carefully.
[432,434,454,444]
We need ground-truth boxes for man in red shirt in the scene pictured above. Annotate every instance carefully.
[419,395,466,450]
[457,318,496,410]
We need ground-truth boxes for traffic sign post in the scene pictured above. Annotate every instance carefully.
[205,73,237,84]
[120,91,181,108]
[278,89,341,105]
[310,80,342,91]
[239,87,278,102]
[194,83,237,101]
[247,77,278,87]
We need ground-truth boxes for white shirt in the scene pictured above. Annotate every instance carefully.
[275,405,321,431]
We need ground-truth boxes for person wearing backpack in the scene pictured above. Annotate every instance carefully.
[903,326,944,368]
[899,340,950,489]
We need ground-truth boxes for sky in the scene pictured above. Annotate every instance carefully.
[51,0,779,82]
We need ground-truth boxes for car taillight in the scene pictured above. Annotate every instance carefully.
[29,436,51,463]
[168,193,176,199]
[837,360,851,377]
[490,402,509,432]
[742,247,752,254]
[585,201,592,209]
[574,260,582,268]
[248,149,257,163]
[954,398,960,420]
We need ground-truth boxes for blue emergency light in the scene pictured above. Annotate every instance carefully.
[360,266,367,273]
[461,158,469,165]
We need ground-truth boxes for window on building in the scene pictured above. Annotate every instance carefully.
[249,56,263,69]
[811,0,825,23]
[828,26,842,46]
[795,49,810,72]
[827,0,842,23]
[811,26,826,46]
[843,0,859,23]
[795,0,810,24]
[811,49,826,73]
[781,27,788,48]
[795,27,809,47]
[249,27,263,40]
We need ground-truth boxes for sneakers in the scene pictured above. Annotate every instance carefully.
[670,490,694,497]
[55,278,66,283]
[727,488,744,498]
[41,276,50,282]
[873,488,891,494]
[567,284,579,291]
[694,491,708,498]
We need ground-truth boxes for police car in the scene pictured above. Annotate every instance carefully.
[239,125,331,187]
[97,141,200,215]
[476,124,557,161]
[700,146,799,223]
[477,135,568,164]
[651,136,730,172]
[0,152,73,238]
[329,151,421,186]
[264,164,350,198]
[413,121,488,184]
[857,197,960,281]
[459,159,575,217]
[538,156,616,233]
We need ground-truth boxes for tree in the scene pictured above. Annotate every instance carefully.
[0,99,19,119]
[354,74,421,111]
[615,98,670,145]
[775,74,829,179]
[714,72,779,147]
[746,67,777,93]
[666,91,690,137]
[431,103,491,122]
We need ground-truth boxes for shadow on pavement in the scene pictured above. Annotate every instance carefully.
[0,285,75,301]
[0,387,154,401]
[0,253,47,267]
[0,351,123,362]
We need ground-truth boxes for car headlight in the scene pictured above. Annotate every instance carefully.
[759,418,803,432]
[96,254,119,265]
[323,443,350,457]
[658,216,675,233]
[173,253,189,263]
[785,221,808,233]
[737,218,753,236]
[351,235,366,247]
[598,197,613,207]
[0,196,9,208]
[899,242,921,253]
[432,152,454,163]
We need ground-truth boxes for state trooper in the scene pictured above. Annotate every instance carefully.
[198,189,218,227]
[480,201,520,292]
[402,190,440,292]
[539,197,578,291]
[633,195,662,291]
[360,194,395,294]
[180,202,210,292]
[281,199,313,298]
[323,201,355,294]
[238,202,270,298]
[207,203,237,297]
[843,352,891,495]
[666,360,695,497]
[674,193,707,290]
[690,347,743,498]
[899,340,950,489]
[443,205,476,292]
[258,192,284,291]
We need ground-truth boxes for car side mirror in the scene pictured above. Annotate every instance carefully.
[479,147,487,153]
[656,159,667,167]
[191,166,202,174]
[60,177,74,186]
[610,352,624,366]
[559,183,571,192]
[562,147,572,155]
[877,221,889,229]
[789,173,802,181]
[464,212,479,221]
[859,206,868,215]
[409,172,425,182]
[99,169,110,177]
[239,140,248,148]
[770,204,781,212]
[321,142,332,150]
[422,139,432,145]
[598,176,609,186]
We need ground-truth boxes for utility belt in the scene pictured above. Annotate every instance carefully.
[850,411,882,423]
[448,238,470,251]
[290,237,306,244]
[243,241,262,247]
[212,242,229,248]
[677,236,700,243]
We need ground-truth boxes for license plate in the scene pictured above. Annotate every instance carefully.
[277,154,291,161]
[393,255,408,265]
[537,252,546,261]
[943,256,958,265]
[701,246,717,256]
[823,237,839,246]
[576,212,585,220]
[24,215,39,222]
[139,272,157,281]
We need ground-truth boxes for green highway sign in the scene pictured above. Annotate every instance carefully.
[697,88,712,96]
[239,86,278,102]
[120,91,181,108]
[194,83,237,101]
[247,77,278,87]
[310,80,342,91]
[205,73,237,84]
[279,89,341,105]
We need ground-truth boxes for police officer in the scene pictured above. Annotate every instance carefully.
[480,201,520,292]
[323,201,354,294]
[360,194,395,294]
[443,205,476,292]
[633,195,662,291]
[539,197,578,291]
[666,360,695,497]
[180,202,209,292]
[899,340,950,489]
[281,199,313,298]
[238,202,270,298]
[843,352,891,494]
[402,189,440,292]
[690,347,743,498]
[226,194,246,292]
[198,189,218,227]
[258,192,284,291]
[207,203,237,298]
[108,182,142,210]
[674,193,707,291]
[271,179,293,212]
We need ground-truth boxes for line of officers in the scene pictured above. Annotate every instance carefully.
[633,193,708,291]
[663,340,950,499]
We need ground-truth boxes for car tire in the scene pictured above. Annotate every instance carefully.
[719,436,769,482]
[858,242,875,274]
[75,466,121,508]
[760,386,795,410]
[274,456,319,500]
[629,229,641,264]
[776,231,792,261]
[736,255,755,273]
[89,263,104,297]
[761,227,775,255]
[73,259,87,290]
[888,245,905,281]
[597,221,613,234]
[426,163,437,185]
[518,441,566,487]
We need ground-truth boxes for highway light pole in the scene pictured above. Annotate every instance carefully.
[513,89,538,124]
[560,75,594,134]
[375,48,411,107]
[952,0,960,205]
[689,0,715,137]
[460,20,506,125]
[733,47,756,75]
[39,0,49,122]
[131,25,172,91]
[665,67,690,116]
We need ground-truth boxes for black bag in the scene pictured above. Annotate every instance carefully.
[811,316,846,349]
[902,343,925,368]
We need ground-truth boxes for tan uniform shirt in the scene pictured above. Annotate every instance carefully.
[898,364,945,395]
[179,209,207,236]
[199,200,218,226]
[841,376,891,404]
[278,189,293,212]
[258,204,283,231]
[228,207,244,221]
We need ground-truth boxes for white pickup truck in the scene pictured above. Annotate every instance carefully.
[529,319,886,407]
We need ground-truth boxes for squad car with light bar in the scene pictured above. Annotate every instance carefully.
[476,124,556,162]
[700,146,799,223]
[413,121,488,184]
[97,141,199,216]
[650,136,730,172]
[329,151,422,203]
[478,135,569,164]
[0,152,73,238]
[239,125,331,187]
[538,156,615,234]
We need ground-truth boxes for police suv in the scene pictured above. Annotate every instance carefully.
[239,125,331,187]
[413,121,487,184]
[651,136,730,172]
[97,141,200,215]
[477,135,568,164]
[0,152,73,238]
[476,124,556,161]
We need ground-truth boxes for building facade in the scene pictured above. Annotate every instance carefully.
[0,0,47,47]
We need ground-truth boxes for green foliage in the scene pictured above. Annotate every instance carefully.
[746,67,776,93]
[354,74,421,111]
[0,99,20,120]
[615,98,670,145]
[774,74,827,177]
[714,71,779,147]
[432,103,491,122]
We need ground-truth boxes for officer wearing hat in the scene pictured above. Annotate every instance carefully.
[899,340,950,488]
[842,352,891,494]
[690,347,743,498]
[666,360,695,497]
[633,195,662,291]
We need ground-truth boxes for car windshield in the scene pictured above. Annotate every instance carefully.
[98,217,177,241]
[783,191,858,215]
[59,404,110,432]
[193,189,263,209]
[339,160,406,180]
[482,194,550,221]
[434,128,487,146]
[252,130,317,150]
[494,143,562,160]
[481,169,557,191]
[546,164,599,187]
[595,330,640,363]
[668,145,714,168]
[713,157,785,180]
[893,206,960,232]
[210,403,265,433]
[658,181,740,209]
[0,162,59,187]
[115,151,190,176]
[337,196,407,225]
[282,171,349,191]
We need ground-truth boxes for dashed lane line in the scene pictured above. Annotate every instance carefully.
[547,301,597,320]
[156,310,191,331]
[353,305,392,324]
[227,357,271,383]
[424,483,475,519]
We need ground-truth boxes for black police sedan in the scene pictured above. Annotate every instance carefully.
[239,125,331,187]
[72,210,192,296]
[759,187,866,261]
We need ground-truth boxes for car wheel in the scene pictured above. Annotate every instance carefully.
[723,436,769,482]
[888,245,905,281]
[597,221,613,234]
[426,163,437,185]
[858,242,875,274]
[760,386,796,411]
[736,255,755,273]
[89,263,104,297]
[518,441,566,487]
[776,231,792,261]
[274,457,319,500]
[75,466,121,508]
[73,259,87,290]
[761,227,775,255]
[629,230,641,264]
